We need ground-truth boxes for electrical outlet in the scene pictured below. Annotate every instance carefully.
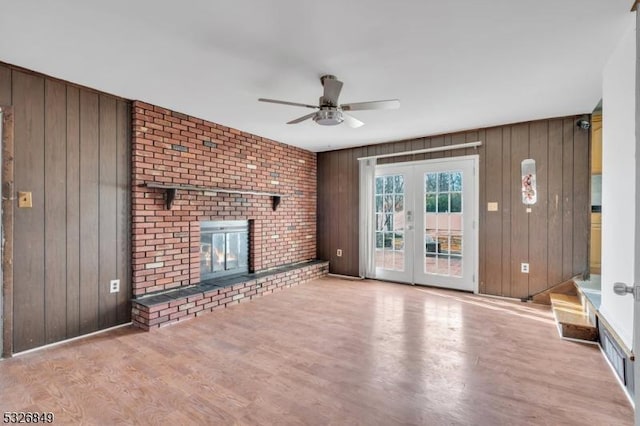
[521,263,529,274]
[336,249,343,257]
[110,279,120,293]
[18,191,33,208]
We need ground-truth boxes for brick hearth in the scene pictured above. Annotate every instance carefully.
[132,260,328,330]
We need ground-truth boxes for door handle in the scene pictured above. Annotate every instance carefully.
[613,282,640,300]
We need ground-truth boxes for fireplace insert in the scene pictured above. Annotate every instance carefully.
[200,220,249,280]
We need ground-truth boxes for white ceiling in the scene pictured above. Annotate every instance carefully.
[0,0,634,152]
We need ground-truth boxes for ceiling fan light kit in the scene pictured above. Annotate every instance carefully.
[258,74,399,128]
[314,108,343,126]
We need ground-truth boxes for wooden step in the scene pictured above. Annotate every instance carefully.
[549,293,598,342]
[531,275,580,305]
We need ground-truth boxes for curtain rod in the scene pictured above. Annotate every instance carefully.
[357,141,482,161]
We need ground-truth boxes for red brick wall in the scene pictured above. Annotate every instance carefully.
[131,101,317,296]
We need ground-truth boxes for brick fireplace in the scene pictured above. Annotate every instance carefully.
[200,220,249,280]
[131,101,326,329]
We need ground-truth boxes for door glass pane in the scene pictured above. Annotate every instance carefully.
[450,172,462,191]
[376,233,383,248]
[384,232,393,248]
[426,173,437,193]
[395,195,404,213]
[438,173,449,192]
[384,214,393,231]
[394,175,404,193]
[394,232,404,250]
[376,177,384,193]
[385,176,394,193]
[425,194,436,212]
[437,194,449,213]
[376,213,384,231]
[450,234,462,255]
[384,195,393,212]
[450,193,462,213]
[394,233,405,270]
[450,256,462,277]
[437,235,450,254]
[423,170,463,276]
[435,255,450,275]
[375,173,405,272]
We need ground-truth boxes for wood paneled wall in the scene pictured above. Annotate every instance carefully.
[0,63,131,353]
[317,116,590,299]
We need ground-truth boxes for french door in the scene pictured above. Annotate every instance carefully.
[373,165,414,283]
[373,156,477,292]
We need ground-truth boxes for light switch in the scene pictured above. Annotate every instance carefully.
[18,191,32,208]
[487,202,498,212]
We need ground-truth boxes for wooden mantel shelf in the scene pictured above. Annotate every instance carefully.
[143,182,284,210]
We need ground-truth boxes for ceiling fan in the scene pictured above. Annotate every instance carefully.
[258,75,400,128]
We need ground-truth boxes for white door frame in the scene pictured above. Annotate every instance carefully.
[372,155,479,293]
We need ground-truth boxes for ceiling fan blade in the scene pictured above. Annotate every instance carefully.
[287,112,317,124]
[342,113,364,128]
[258,98,318,109]
[322,77,343,106]
[341,99,400,111]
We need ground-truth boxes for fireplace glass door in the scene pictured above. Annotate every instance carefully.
[200,220,249,280]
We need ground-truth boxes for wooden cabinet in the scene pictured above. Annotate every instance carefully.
[590,113,602,274]
[590,212,601,274]
[591,114,602,174]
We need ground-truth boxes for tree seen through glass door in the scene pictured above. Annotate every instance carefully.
[375,175,405,271]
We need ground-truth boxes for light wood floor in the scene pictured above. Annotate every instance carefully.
[0,277,633,425]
